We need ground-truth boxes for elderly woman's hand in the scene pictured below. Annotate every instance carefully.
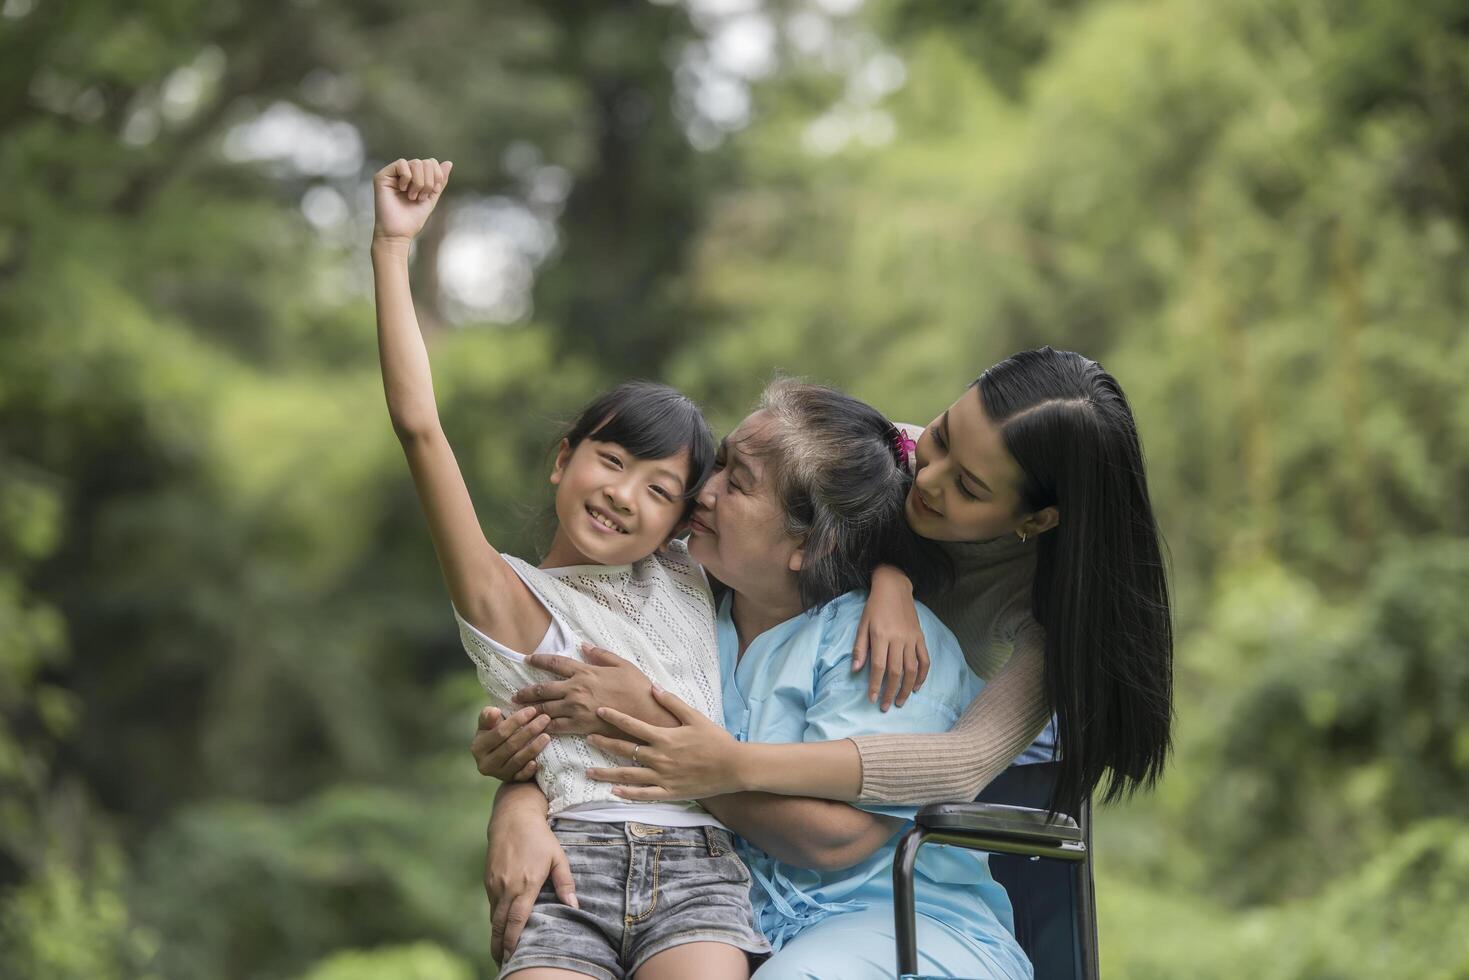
[471,705,551,782]
[512,643,676,737]
[585,686,748,801]
[484,785,577,962]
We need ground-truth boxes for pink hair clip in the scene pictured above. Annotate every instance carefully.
[891,427,917,469]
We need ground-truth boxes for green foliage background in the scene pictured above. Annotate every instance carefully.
[2,0,1466,976]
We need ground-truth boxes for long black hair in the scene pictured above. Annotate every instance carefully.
[977,348,1174,815]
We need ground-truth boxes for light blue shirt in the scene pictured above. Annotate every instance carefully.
[717,591,1018,953]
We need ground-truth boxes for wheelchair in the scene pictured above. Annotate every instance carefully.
[892,762,1098,980]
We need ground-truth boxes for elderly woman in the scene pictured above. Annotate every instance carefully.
[484,380,1031,980]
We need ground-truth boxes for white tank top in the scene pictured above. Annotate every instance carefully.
[456,538,725,826]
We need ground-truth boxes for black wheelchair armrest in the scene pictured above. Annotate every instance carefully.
[895,801,1092,978]
[914,802,1085,860]
[898,765,1099,980]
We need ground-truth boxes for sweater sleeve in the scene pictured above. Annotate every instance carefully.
[848,613,1050,804]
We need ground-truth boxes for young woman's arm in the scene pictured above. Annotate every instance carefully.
[371,157,546,651]
[578,628,1049,804]
[848,622,1048,802]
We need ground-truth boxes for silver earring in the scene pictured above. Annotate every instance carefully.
[1018,530,1028,543]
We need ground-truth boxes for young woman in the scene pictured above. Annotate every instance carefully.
[488,382,1032,979]
[372,156,767,980]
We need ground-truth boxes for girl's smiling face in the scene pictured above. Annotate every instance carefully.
[905,385,1049,543]
[547,437,691,566]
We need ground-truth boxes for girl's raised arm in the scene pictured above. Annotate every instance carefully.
[371,158,546,650]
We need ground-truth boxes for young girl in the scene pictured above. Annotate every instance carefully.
[371,157,768,980]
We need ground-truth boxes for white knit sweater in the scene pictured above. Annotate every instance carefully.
[456,539,724,820]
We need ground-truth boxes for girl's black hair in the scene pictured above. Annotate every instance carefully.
[561,381,717,515]
[747,379,948,610]
[976,347,1174,816]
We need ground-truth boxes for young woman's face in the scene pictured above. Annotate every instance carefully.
[550,437,691,565]
[685,411,804,597]
[904,385,1034,543]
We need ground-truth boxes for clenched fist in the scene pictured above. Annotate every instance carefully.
[372,157,453,246]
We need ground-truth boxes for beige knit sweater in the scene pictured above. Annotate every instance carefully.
[850,533,1050,804]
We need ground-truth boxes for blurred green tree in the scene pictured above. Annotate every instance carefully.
[3,0,1467,976]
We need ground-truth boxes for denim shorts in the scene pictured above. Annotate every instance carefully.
[498,819,771,980]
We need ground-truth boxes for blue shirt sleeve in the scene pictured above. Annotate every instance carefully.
[802,596,977,819]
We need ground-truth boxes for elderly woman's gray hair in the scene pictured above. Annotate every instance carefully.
[738,378,943,609]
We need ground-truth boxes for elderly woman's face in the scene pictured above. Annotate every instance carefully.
[686,411,804,598]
